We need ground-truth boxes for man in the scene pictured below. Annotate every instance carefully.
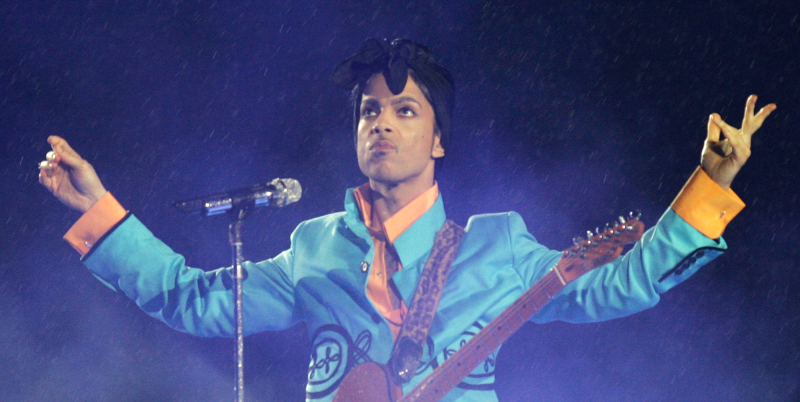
[39,38,775,401]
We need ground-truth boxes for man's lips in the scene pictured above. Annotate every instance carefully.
[369,139,396,152]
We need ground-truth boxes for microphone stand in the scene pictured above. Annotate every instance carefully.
[173,178,302,402]
[228,206,249,402]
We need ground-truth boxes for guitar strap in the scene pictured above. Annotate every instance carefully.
[388,219,465,384]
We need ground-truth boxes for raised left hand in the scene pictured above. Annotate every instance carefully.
[702,95,776,191]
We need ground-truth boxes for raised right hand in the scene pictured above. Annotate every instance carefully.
[38,136,108,213]
[701,95,776,191]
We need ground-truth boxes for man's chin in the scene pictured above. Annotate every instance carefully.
[362,164,397,182]
[367,174,401,186]
[362,162,435,187]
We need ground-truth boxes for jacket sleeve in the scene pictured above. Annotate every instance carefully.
[83,214,300,337]
[507,208,727,324]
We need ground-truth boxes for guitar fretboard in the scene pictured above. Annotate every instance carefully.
[396,218,643,402]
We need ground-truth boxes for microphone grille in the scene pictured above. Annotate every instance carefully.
[270,178,302,207]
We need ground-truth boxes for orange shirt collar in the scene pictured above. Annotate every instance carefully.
[353,182,440,244]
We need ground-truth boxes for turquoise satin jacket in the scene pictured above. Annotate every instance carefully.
[84,189,725,401]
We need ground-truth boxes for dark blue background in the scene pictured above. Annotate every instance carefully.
[2,1,799,401]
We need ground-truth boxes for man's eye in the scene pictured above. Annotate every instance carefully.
[361,108,376,117]
[398,107,416,116]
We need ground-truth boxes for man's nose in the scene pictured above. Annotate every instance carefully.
[371,125,393,134]
[372,112,394,134]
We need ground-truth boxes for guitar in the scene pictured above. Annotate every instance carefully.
[332,217,645,402]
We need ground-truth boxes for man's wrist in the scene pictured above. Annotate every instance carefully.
[80,188,110,213]
[699,162,734,191]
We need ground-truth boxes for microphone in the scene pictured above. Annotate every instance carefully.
[173,178,302,216]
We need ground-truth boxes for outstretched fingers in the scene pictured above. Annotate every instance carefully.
[753,103,777,128]
[707,114,722,142]
[742,95,777,133]
[743,95,757,121]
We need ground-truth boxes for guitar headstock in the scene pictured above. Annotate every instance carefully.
[554,216,645,284]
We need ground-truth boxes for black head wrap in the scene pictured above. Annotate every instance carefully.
[332,38,455,171]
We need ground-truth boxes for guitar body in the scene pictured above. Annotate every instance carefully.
[332,362,402,402]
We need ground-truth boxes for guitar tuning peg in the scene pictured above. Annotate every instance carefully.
[586,230,594,239]
[604,223,612,232]
[595,227,601,235]
[572,236,585,245]
[628,209,642,220]
[618,216,626,225]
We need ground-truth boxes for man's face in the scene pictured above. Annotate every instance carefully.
[356,73,444,186]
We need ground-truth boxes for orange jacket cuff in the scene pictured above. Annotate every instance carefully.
[64,192,127,255]
[670,166,745,239]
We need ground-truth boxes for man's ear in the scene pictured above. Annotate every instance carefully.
[431,133,445,158]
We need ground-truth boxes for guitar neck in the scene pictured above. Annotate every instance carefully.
[397,218,643,402]
[401,269,566,402]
